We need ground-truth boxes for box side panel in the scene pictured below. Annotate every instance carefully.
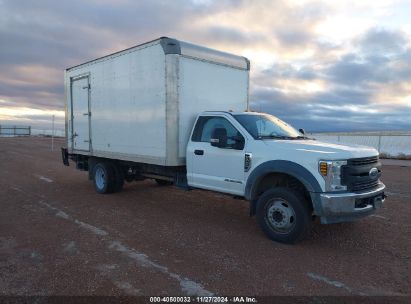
[177,57,249,159]
[66,43,167,165]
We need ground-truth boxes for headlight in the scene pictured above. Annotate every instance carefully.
[318,160,347,192]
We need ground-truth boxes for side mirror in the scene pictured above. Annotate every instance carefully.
[230,134,245,150]
[299,128,305,135]
[210,128,227,148]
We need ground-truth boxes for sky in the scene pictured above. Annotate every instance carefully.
[0,0,411,132]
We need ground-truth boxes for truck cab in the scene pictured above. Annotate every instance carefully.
[187,111,385,243]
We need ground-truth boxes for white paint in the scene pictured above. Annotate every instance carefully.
[306,272,357,294]
[30,251,43,261]
[37,200,214,296]
[370,214,387,219]
[94,264,139,295]
[179,278,213,296]
[10,186,23,192]
[35,175,53,183]
[56,210,69,219]
[38,201,60,211]
[63,241,78,253]
[113,281,141,296]
[109,241,213,296]
[385,191,411,199]
[101,264,117,270]
[307,272,408,296]
[73,219,108,236]
[39,200,108,236]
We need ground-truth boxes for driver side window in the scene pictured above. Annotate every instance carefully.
[192,116,244,149]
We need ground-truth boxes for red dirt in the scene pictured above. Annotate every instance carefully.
[0,137,410,297]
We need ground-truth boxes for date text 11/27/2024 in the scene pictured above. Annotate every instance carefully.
[149,296,257,303]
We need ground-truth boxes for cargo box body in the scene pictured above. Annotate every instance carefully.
[65,37,250,166]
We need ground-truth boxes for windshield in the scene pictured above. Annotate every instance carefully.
[234,113,305,140]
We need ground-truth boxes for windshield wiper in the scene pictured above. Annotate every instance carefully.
[293,135,310,140]
[257,134,311,140]
[257,135,295,140]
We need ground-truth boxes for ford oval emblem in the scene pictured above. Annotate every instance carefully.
[369,167,378,179]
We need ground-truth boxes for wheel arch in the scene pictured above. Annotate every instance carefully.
[245,160,323,216]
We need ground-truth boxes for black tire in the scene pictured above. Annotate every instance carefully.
[155,179,173,186]
[93,162,116,194]
[256,187,312,244]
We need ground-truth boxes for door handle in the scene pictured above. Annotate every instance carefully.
[194,149,204,155]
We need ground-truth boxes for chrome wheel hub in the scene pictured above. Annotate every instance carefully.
[266,199,296,233]
[95,167,106,190]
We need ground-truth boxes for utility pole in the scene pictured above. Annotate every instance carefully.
[51,115,55,151]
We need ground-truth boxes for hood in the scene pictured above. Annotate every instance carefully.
[263,139,378,160]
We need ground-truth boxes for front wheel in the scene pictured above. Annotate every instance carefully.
[256,187,312,244]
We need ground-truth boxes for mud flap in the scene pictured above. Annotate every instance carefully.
[61,147,69,166]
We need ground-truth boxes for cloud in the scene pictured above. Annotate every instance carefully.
[0,0,410,132]
[203,26,264,45]
[324,29,411,87]
[249,23,411,132]
[357,27,407,54]
[250,87,411,132]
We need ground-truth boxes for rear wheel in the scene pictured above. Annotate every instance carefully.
[93,162,116,194]
[256,187,312,244]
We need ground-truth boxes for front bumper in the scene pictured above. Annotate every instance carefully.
[319,182,386,224]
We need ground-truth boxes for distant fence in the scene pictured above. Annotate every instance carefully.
[0,125,31,136]
[311,132,411,157]
[31,129,65,137]
[0,126,65,137]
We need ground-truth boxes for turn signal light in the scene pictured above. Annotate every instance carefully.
[319,162,328,176]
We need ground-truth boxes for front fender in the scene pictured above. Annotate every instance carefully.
[245,160,323,214]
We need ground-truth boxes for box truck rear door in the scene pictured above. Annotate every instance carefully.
[71,76,90,151]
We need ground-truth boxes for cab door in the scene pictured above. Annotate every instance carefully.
[187,115,246,196]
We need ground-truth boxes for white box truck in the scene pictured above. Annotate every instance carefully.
[62,37,386,243]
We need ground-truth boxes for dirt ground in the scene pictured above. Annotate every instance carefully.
[0,136,410,298]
